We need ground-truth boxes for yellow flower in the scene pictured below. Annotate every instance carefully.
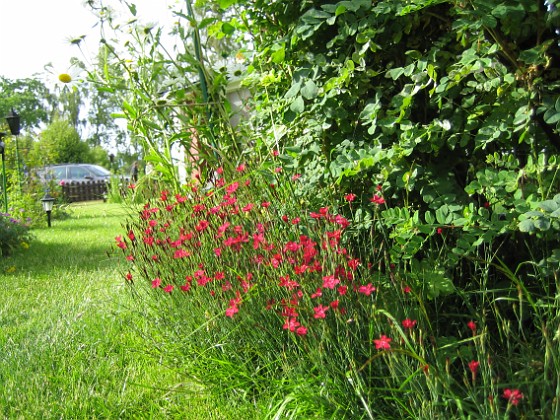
[20,241,29,250]
[6,266,16,273]
[58,73,73,84]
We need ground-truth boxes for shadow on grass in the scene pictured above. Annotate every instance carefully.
[3,202,126,277]
[5,239,120,278]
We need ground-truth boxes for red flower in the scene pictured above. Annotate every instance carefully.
[279,275,300,290]
[236,163,246,172]
[401,318,417,330]
[311,288,323,299]
[151,278,162,288]
[163,284,174,293]
[127,230,135,241]
[403,285,412,293]
[295,326,308,336]
[291,174,301,181]
[173,249,190,259]
[467,320,476,334]
[242,203,254,212]
[334,214,350,228]
[347,258,360,270]
[322,274,340,289]
[125,272,133,281]
[226,182,239,194]
[370,194,385,205]
[373,335,392,350]
[195,220,209,232]
[225,305,239,318]
[313,304,330,319]
[358,283,377,296]
[193,204,205,213]
[468,360,480,376]
[502,388,524,406]
[283,317,300,332]
[261,201,271,208]
[344,193,356,202]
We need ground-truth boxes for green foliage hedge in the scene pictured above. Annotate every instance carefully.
[94,0,560,417]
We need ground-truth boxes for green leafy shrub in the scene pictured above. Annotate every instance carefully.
[0,211,32,257]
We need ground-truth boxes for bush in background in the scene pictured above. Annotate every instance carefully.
[0,211,32,257]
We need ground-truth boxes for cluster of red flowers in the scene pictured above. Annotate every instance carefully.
[115,166,393,343]
[116,166,526,408]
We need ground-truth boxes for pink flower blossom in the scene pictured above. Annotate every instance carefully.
[358,283,377,296]
[373,335,392,350]
[344,193,356,202]
[163,284,174,293]
[502,388,524,406]
[370,194,385,205]
[295,326,308,336]
[322,275,340,289]
[151,278,162,288]
[313,304,330,319]
[283,317,300,332]
[401,318,417,330]
[173,249,190,259]
[468,360,480,376]
[225,305,239,318]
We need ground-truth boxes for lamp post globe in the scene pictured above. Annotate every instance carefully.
[6,109,20,136]
[41,192,55,228]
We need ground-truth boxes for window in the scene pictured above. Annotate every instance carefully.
[69,166,92,180]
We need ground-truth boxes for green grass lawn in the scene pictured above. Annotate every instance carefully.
[0,202,244,419]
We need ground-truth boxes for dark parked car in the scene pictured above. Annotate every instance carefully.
[36,164,112,184]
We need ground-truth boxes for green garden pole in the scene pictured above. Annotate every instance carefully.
[1,155,7,213]
[0,134,7,213]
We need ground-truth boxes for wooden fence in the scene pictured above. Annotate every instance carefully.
[60,180,108,203]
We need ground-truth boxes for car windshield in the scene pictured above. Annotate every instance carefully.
[88,165,111,176]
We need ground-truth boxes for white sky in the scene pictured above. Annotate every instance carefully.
[0,0,174,80]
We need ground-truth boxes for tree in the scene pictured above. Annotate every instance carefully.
[33,120,90,165]
[0,77,52,130]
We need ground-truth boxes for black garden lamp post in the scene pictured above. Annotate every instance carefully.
[0,132,7,213]
[5,109,22,193]
[41,192,55,228]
